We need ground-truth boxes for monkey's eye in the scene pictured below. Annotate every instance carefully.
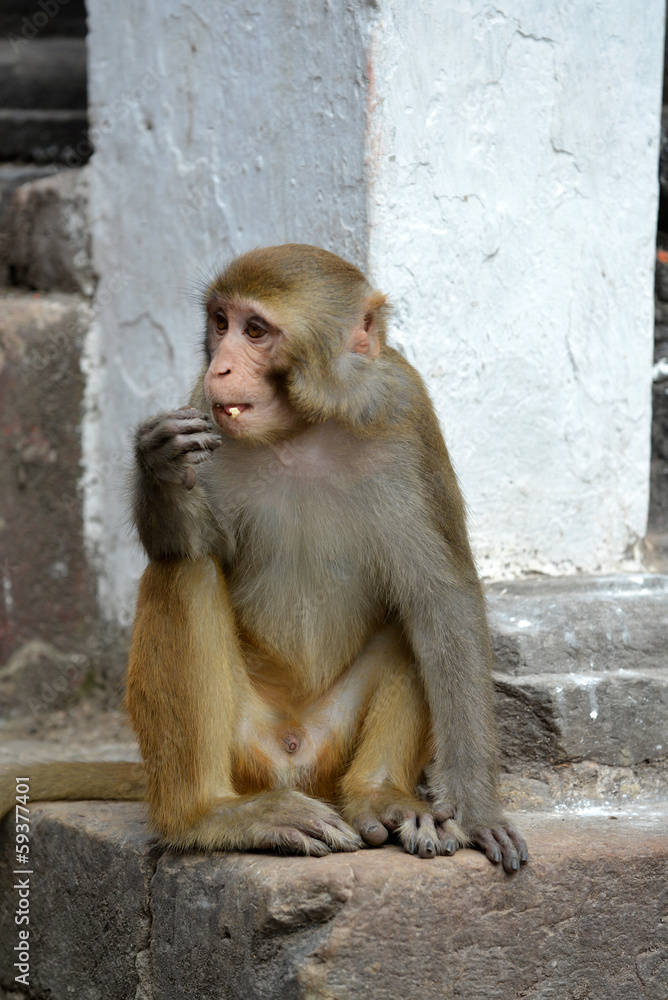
[246,320,267,339]
[214,313,228,332]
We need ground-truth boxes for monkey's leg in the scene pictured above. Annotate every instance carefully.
[127,557,361,854]
[338,632,454,859]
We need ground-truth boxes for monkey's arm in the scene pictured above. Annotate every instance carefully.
[375,443,527,872]
[391,538,526,870]
[133,407,223,559]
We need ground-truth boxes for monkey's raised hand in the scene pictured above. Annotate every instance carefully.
[135,407,221,489]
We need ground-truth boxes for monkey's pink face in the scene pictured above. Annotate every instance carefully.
[203,298,299,441]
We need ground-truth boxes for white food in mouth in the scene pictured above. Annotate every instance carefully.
[229,407,241,419]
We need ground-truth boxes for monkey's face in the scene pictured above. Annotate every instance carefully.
[203,298,301,443]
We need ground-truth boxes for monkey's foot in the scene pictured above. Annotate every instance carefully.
[346,791,458,859]
[211,790,363,857]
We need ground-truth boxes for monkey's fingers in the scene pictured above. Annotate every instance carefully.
[183,444,221,465]
[171,406,212,420]
[431,802,455,823]
[261,812,361,855]
[471,826,525,873]
[154,431,220,464]
[182,466,197,490]
[139,414,215,449]
[505,823,529,862]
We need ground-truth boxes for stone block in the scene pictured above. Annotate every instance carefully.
[0,802,666,999]
[0,164,58,285]
[0,39,86,110]
[489,575,668,767]
[0,0,87,39]
[0,109,88,165]
[0,293,99,675]
[489,574,668,675]
[6,167,93,295]
[495,668,668,767]
[0,803,153,1000]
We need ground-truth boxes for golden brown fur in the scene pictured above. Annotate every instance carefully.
[0,245,526,870]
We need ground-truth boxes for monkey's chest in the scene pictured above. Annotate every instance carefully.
[225,501,379,677]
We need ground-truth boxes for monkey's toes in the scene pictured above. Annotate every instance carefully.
[310,815,363,853]
[355,816,389,846]
[396,812,440,859]
[271,827,332,857]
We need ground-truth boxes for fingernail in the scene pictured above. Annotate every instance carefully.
[511,858,519,871]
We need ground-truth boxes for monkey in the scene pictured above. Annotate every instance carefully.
[0,244,527,872]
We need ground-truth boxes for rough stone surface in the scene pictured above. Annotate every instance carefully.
[490,575,668,767]
[0,802,666,999]
[6,167,94,295]
[364,1,662,580]
[0,292,125,699]
[0,640,90,719]
[0,164,58,285]
[0,803,153,1000]
[495,668,667,767]
[490,574,668,675]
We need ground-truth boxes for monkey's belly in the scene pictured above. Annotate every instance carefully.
[227,562,379,687]
[231,638,388,797]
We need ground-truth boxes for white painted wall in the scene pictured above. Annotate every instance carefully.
[84,0,664,621]
[366,1,664,578]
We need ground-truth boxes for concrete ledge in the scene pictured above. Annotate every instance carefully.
[1,802,667,999]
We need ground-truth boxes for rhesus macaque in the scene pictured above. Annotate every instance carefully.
[0,245,526,871]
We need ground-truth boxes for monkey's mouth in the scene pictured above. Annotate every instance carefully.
[214,403,251,420]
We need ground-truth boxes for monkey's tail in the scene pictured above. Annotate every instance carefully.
[0,762,146,820]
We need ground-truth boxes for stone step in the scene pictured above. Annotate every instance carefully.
[0,163,57,285]
[0,39,86,111]
[0,801,666,1000]
[0,108,88,165]
[0,1,87,39]
[0,166,92,294]
[489,575,668,769]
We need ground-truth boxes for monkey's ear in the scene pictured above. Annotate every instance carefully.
[347,292,387,359]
